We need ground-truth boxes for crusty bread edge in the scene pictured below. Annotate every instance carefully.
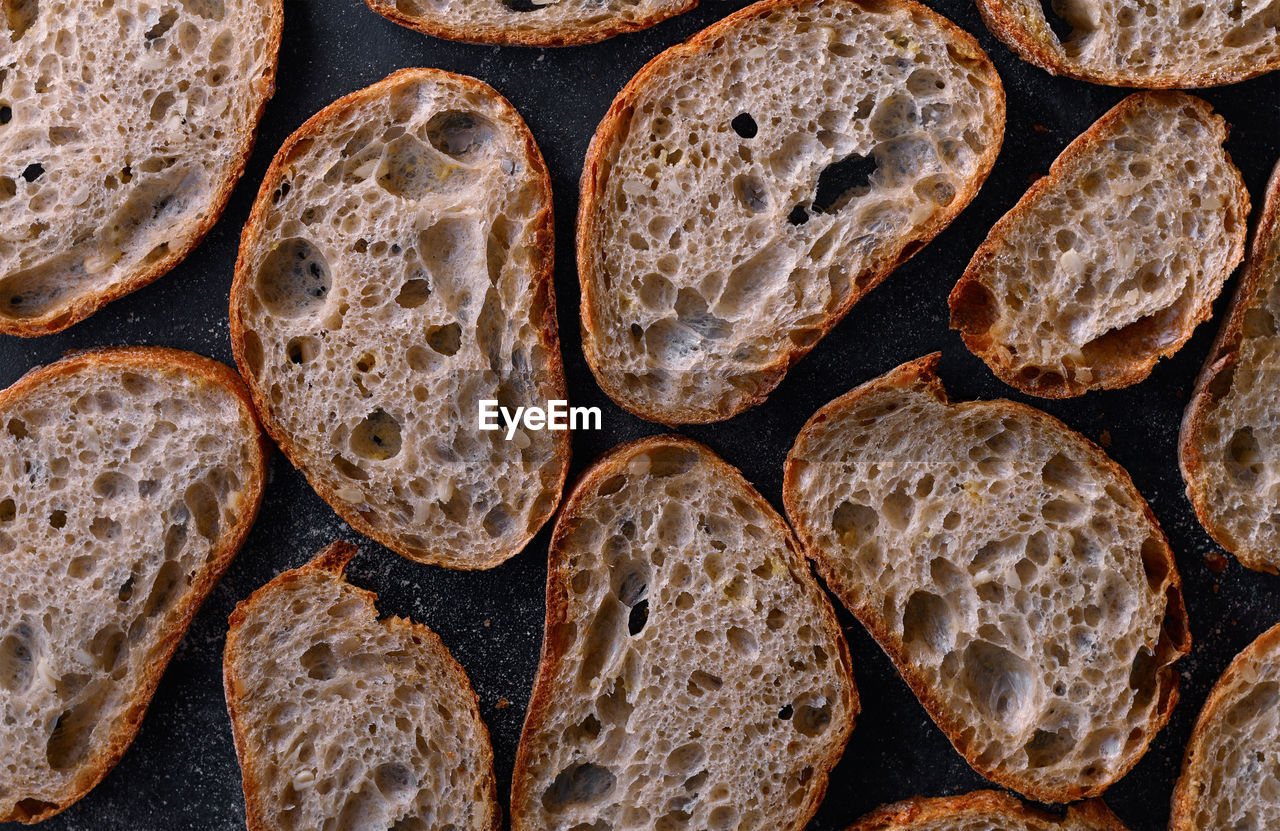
[1178,159,1280,573]
[973,0,1280,89]
[576,0,1006,425]
[0,2,284,338]
[0,346,268,824]
[845,789,1129,830]
[228,67,569,570]
[782,353,1190,802]
[950,91,1249,398]
[510,434,858,830]
[1169,620,1280,831]
[222,541,501,831]
[363,0,698,47]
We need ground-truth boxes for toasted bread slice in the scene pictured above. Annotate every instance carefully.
[230,68,569,570]
[950,92,1248,398]
[1170,622,1280,831]
[0,347,266,823]
[0,0,281,336]
[847,790,1128,830]
[1180,159,1280,574]
[783,354,1189,802]
[975,0,1280,89]
[578,0,1004,424]
[224,542,500,831]
[511,436,857,830]
[365,0,695,47]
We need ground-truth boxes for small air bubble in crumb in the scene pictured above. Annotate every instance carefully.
[1099,430,1111,448]
[496,698,511,710]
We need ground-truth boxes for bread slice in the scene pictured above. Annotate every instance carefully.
[783,354,1189,802]
[1180,159,1280,574]
[511,435,857,830]
[365,0,695,47]
[847,790,1128,831]
[230,68,569,570]
[578,0,1004,424]
[950,92,1248,398]
[0,346,266,823]
[0,0,281,337]
[975,0,1280,89]
[224,541,500,831]
[1170,621,1280,831]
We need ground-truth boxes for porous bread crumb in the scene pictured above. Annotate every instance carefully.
[845,789,1128,831]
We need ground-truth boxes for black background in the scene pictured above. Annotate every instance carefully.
[2,1,1279,828]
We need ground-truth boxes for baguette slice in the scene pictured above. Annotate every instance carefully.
[1180,159,1280,574]
[512,436,857,830]
[847,790,1128,831]
[0,347,267,823]
[950,92,1248,398]
[975,0,1280,89]
[783,354,1189,802]
[1170,622,1280,831]
[230,68,569,570]
[0,0,281,336]
[578,0,1004,424]
[365,0,695,47]
[224,541,500,831]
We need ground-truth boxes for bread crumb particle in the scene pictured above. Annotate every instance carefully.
[496,698,511,710]
[1099,430,1111,448]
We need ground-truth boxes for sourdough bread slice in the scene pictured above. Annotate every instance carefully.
[975,0,1280,88]
[847,790,1128,831]
[224,541,500,831]
[230,68,569,570]
[365,0,695,47]
[1170,622,1280,831]
[0,347,267,823]
[950,92,1248,398]
[0,0,281,336]
[1180,159,1280,574]
[578,0,1004,424]
[783,354,1189,802]
[511,436,857,830]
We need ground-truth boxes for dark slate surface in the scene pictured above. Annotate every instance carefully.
[2,1,1279,828]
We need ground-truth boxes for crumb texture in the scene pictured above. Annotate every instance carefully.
[233,69,566,569]
[846,790,1126,830]
[581,0,1002,422]
[951,92,1246,397]
[0,354,261,821]
[513,438,856,830]
[785,358,1186,801]
[0,0,277,333]
[366,0,692,46]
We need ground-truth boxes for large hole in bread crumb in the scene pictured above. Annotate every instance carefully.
[46,682,107,770]
[256,238,331,318]
[4,0,37,41]
[1226,427,1262,483]
[812,154,877,214]
[542,763,615,812]
[902,590,954,655]
[952,281,997,337]
[0,623,36,693]
[1025,727,1075,768]
[960,641,1035,725]
[179,0,225,19]
[731,112,758,139]
[424,110,495,161]
[350,409,402,461]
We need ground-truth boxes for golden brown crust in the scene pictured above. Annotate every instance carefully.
[224,541,501,831]
[577,0,1005,425]
[846,789,1130,830]
[229,67,569,570]
[950,92,1249,399]
[364,0,697,47]
[1169,621,1280,831]
[782,354,1189,803]
[0,2,283,337]
[974,0,1280,89]
[511,434,858,830]
[0,346,268,824]
[1179,160,1280,573]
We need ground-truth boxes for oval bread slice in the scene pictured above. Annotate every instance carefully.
[0,0,281,336]
[230,68,569,570]
[783,354,1189,802]
[224,541,500,831]
[1180,159,1280,574]
[1170,621,1280,831]
[0,347,267,823]
[950,92,1248,398]
[975,0,1280,89]
[847,790,1128,831]
[578,0,1004,424]
[365,0,695,47]
[511,436,857,830]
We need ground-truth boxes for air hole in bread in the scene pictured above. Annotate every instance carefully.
[812,154,877,214]
[1036,0,1079,45]
[300,642,336,680]
[542,762,616,811]
[256,238,331,318]
[89,516,121,542]
[424,110,495,161]
[1226,427,1262,483]
[376,134,472,200]
[285,335,320,365]
[395,277,430,309]
[787,204,810,226]
[3,0,37,41]
[645,447,698,478]
[1025,726,1075,768]
[0,104,11,125]
[960,640,1035,725]
[184,482,220,539]
[179,0,225,20]
[498,0,543,11]
[426,322,461,356]
[902,590,954,654]
[349,409,403,462]
[20,162,43,183]
[733,173,768,213]
[48,509,66,529]
[145,9,178,41]
[1225,681,1279,727]
[952,281,997,337]
[46,682,106,770]
[730,113,758,139]
[793,699,832,737]
[0,497,13,521]
[578,597,625,687]
[0,623,36,693]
